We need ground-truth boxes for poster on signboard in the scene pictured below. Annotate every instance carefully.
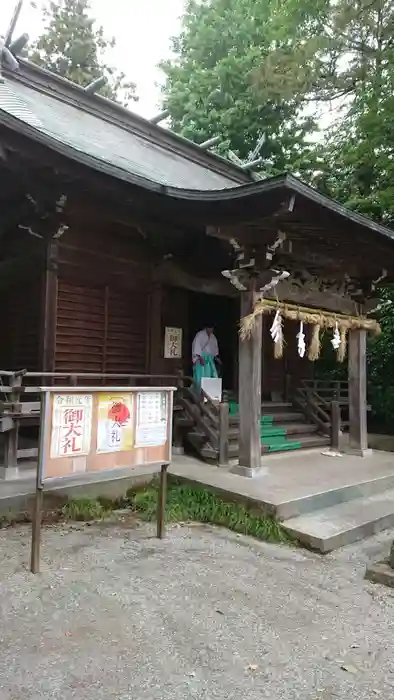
[164,327,182,359]
[50,394,93,459]
[135,391,168,447]
[96,393,134,453]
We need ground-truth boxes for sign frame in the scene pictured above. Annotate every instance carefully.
[30,386,175,574]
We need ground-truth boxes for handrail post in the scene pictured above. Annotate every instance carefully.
[330,400,340,451]
[3,371,23,476]
[218,401,229,468]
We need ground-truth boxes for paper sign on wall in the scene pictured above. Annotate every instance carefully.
[50,394,93,459]
[135,391,168,447]
[96,393,134,453]
[164,327,182,359]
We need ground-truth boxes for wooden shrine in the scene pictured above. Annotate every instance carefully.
[1,55,394,475]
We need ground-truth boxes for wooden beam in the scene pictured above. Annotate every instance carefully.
[155,261,235,298]
[236,286,262,476]
[267,278,361,315]
[348,329,369,456]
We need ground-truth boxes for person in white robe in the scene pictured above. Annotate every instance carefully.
[192,326,219,363]
[192,326,220,385]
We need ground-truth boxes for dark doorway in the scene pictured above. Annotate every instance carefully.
[187,291,238,390]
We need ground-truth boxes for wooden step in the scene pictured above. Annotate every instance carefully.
[268,411,305,423]
[261,401,293,410]
[281,423,319,436]
[175,416,195,429]
[260,435,329,454]
[229,411,306,426]
[200,435,330,461]
[187,430,210,452]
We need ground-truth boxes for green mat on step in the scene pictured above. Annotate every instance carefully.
[262,441,302,452]
[260,426,286,438]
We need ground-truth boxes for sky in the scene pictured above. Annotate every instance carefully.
[2,0,186,117]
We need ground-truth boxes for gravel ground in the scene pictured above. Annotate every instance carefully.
[1,518,394,700]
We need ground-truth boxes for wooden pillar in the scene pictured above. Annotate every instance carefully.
[348,329,370,456]
[237,288,262,476]
[41,240,58,374]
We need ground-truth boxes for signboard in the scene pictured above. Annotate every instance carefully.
[38,386,175,486]
[31,385,175,574]
[164,326,182,359]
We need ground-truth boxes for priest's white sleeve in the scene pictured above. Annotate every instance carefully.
[192,331,203,361]
[211,335,219,357]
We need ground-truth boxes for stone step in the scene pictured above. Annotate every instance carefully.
[283,488,394,553]
[275,470,394,520]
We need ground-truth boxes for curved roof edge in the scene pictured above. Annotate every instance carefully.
[5,59,252,186]
[1,102,394,246]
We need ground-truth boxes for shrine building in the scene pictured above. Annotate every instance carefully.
[0,54,394,476]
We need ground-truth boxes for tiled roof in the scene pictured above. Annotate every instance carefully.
[0,75,240,190]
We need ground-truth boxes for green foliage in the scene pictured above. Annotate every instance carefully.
[160,0,321,168]
[62,497,106,521]
[310,1,394,223]
[367,288,394,426]
[28,0,137,106]
[131,480,292,544]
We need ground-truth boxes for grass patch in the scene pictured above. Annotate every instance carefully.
[62,498,107,522]
[130,480,292,544]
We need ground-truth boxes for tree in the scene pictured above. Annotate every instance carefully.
[160,0,322,171]
[28,0,137,106]
[305,0,394,223]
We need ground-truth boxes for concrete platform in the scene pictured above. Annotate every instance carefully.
[170,450,394,552]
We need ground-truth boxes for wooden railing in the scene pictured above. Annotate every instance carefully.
[177,385,230,466]
[302,379,349,406]
[293,382,332,435]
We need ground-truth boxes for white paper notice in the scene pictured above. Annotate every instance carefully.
[50,394,93,459]
[135,391,168,448]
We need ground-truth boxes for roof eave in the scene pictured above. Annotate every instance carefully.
[5,59,252,186]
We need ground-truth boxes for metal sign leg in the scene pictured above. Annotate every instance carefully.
[157,464,168,539]
[30,488,43,574]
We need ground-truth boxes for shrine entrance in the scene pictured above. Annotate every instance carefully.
[187,291,238,391]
